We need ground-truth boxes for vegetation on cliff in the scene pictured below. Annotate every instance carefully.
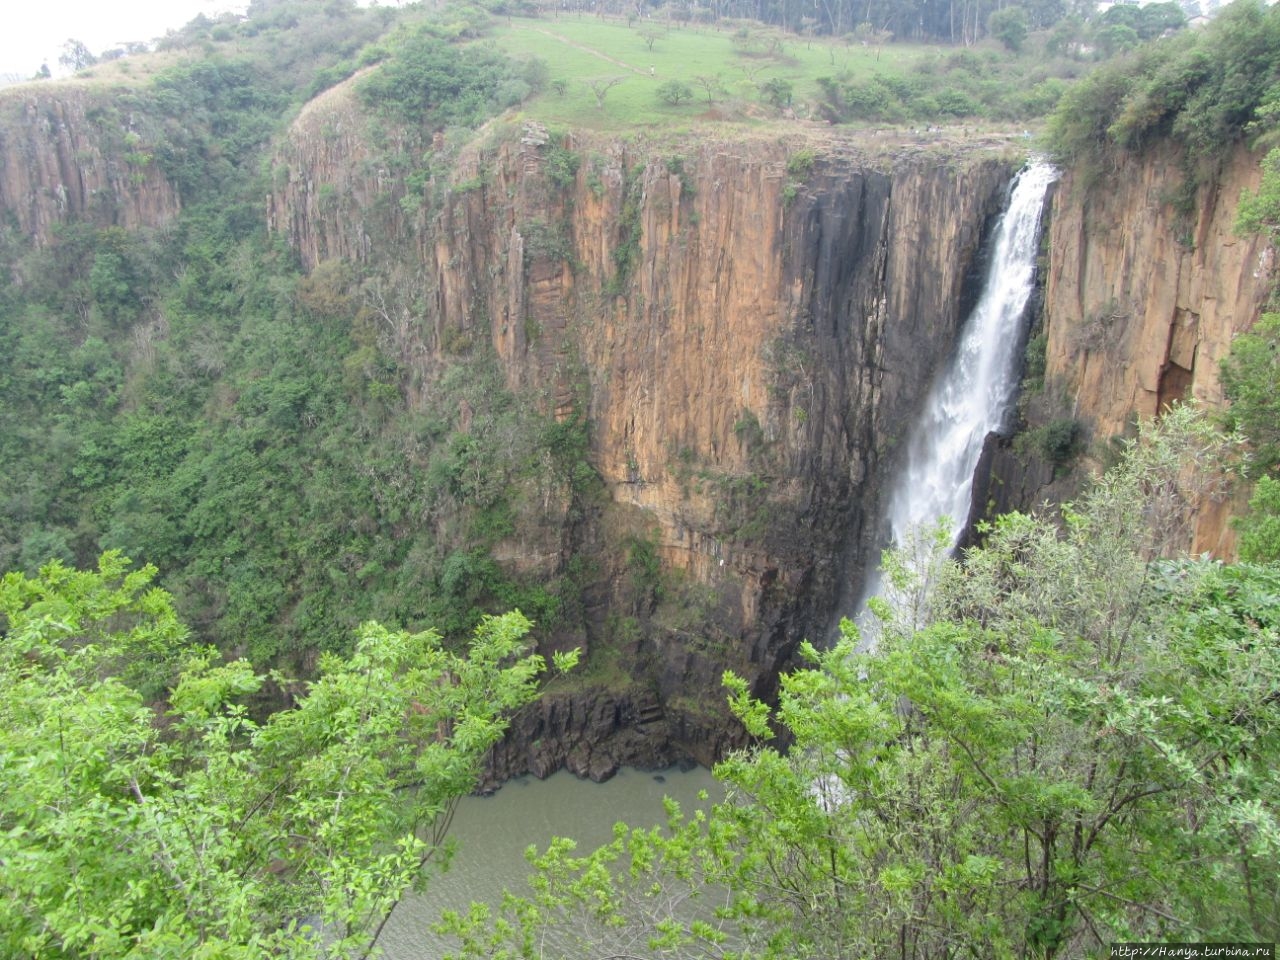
[0,1,588,664]
[3,0,1075,670]
[1045,0,1280,184]
[1225,144,1280,562]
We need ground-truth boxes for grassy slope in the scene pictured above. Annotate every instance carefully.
[490,16,936,130]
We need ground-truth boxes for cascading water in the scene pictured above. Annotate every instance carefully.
[855,160,1058,626]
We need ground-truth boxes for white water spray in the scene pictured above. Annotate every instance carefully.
[856,160,1057,622]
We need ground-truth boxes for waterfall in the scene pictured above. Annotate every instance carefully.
[855,160,1057,627]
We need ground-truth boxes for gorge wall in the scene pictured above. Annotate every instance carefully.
[0,84,181,241]
[268,82,1018,779]
[1034,146,1274,554]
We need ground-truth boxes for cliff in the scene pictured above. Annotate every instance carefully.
[0,83,181,241]
[269,80,1019,779]
[1038,145,1274,554]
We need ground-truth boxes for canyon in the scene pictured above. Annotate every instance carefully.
[1,77,1273,782]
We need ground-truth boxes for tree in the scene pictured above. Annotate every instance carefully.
[988,5,1028,52]
[638,24,664,52]
[1136,1,1187,38]
[0,552,574,959]
[1094,22,1140,58]
[58,38,98,72]
[656,79,694,106]
[1045,15,1086,58]
[444,409,1279,958]
[692,73,723,105]
[1221,312,1280,477]
[585,75,626,109]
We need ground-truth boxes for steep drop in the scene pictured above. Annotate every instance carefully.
[857,161,1057,620]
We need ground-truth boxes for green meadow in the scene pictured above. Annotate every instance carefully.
[490,15,936,129]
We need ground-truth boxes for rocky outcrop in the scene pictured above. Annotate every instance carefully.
[270,82,1020,779]
[478,685,741,791]
[1039,145,1274,554]
[0,83,181,242]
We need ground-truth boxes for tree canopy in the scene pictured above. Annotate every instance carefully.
[1046,0,1280,171]
[0,552,574,958]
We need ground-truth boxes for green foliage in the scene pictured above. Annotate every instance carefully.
[1237,146,1280,239]
[815,46,1066,125]
[143,58,289,205]
[608,163,645,294]
[759,76,792,108]
[988,6,1029,53]
[445,409,1277,958]
[625,532,665,600]
[59,38,98,72]
[785,147,816,177]
[1099,0,1188,42]
[1221,312,1280,477]
[520,217,574,263]
[1237,475,1280,563]
[1,17,607,662]
[1023,416,1082,465]
[656,79,695,107]
[1046,0,1280,177]
[1023,329,1048,391]
[732,408,767,457]
[0,553,563,958]
[357,26,534,128]
[543,141,581,190]
[707,471,773,543]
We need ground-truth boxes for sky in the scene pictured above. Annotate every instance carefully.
[0,0,249,82]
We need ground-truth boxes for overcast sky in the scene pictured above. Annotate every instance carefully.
[0,0,249,81]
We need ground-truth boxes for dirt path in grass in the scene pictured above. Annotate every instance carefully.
[521,26,652,77]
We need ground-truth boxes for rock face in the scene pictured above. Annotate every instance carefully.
[1039,145,1274,554]
[270,82,1018,778]
[0,84,181,242]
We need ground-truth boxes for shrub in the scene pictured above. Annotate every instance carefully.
[1030,417,1082,464]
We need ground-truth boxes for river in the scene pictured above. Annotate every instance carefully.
[374,765,722,959]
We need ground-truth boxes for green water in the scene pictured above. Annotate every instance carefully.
[374,765,721,959]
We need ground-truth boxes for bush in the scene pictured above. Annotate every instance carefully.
[1022,417,1082,465]
[760,77,793,108]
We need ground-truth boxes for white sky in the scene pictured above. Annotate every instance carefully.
[0,1,249,81]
